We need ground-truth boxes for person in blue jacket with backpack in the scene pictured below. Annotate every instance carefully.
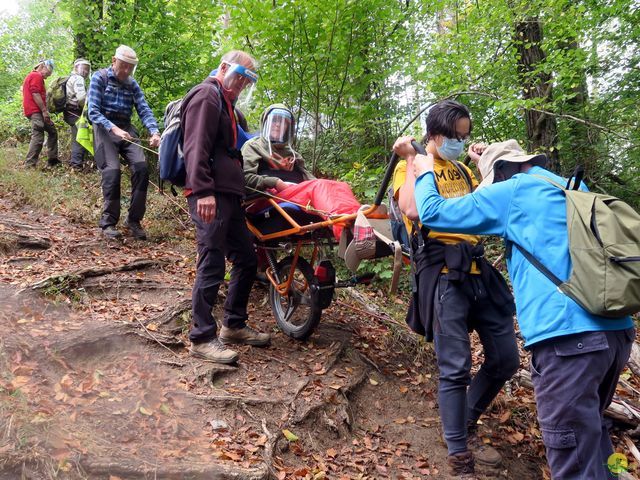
[395,137,635,479]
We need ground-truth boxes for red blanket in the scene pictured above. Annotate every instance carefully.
[275,179,361,239]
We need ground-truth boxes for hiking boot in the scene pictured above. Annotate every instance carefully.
[47,159,61,168]
[189,338,239,364]
[102,225,122,239]
[219,325,271,347]
[468,429,502,467]
[448,450,477,479]
[124,219,147,240]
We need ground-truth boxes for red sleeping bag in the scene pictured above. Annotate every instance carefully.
[274,179,361,240]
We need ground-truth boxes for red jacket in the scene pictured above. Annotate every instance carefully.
[22,70,46,117]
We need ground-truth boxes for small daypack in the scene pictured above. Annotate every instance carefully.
[513,167,640,318]
[158,82,256,194]
[158,98,185,191]
[46,76,70,113]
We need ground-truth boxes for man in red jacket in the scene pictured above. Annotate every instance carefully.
[181,50,269,364]
[22,59,59,168]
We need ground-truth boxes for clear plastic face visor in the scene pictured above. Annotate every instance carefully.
[221,63,258,106]
[114,54,138,78]
[263,110,294,145]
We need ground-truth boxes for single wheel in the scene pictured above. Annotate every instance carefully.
[269,255,322,340]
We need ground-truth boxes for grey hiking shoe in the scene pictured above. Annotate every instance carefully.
[448,450,477,479]
[124,219,147,240]
[467,429,502,466]
[102,225,122,239]
[219,325,271,347]
[189,338,239,364]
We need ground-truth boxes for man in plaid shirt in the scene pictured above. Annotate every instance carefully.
[88,44,160,240]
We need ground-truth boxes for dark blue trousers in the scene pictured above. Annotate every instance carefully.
[434,273,520,455]
[530,328,634,479]
[188,193,257,344]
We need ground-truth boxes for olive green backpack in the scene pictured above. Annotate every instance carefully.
[46,75,70,114]
[513,167,640,318]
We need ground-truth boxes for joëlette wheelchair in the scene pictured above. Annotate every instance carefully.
[243,149,407,341]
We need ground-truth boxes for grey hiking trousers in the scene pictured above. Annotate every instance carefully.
[93,124,149,229]
[25,113,58,166]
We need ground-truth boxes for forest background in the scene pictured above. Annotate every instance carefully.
[0,0,638,207]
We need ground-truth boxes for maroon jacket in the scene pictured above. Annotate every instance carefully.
[181,77,244,198]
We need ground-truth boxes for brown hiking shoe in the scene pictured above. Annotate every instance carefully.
[219,325,270,347]
[467,425,502,467]
[448,450,477,479]
[468,430,502,467]
[189,338,239,364]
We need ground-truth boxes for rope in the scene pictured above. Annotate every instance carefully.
[244,185,335,218]
[66,111,335,218]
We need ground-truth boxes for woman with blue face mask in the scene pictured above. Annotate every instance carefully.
[391,100,519,478]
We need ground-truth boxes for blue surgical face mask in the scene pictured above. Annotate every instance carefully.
[436,137,465,161]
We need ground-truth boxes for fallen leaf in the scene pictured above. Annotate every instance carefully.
[282,429,299,442]
[369,378,379,386]
[139,406,153,416]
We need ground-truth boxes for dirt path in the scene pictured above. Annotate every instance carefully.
[0,194,545,479]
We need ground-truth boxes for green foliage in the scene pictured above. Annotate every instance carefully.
[0,0,638,207]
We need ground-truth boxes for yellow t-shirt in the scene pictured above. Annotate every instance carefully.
[392,159,481,272]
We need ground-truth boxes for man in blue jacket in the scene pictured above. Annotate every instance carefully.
[396,137,634,479]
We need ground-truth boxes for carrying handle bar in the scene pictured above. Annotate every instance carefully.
[371,140,428,207]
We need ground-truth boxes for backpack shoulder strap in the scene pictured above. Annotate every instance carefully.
[450,159,474,192]
[530,174,566,191]
[511,242,563,287]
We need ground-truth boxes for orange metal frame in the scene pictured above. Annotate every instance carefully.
[246,198,383,242]
[246,197,387,300]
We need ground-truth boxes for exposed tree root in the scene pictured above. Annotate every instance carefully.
[290,366,370,427]
[261,418,279,480]
[322,339,349,372]
[28,258,167,292]
[0,231,50,254]
[130,328,185,349]
[82,277,183,292]
[190,393,284,406]
[0,219,45,231]
[151,298,192,334]
[81,458,269,480]
[193,363,238,384]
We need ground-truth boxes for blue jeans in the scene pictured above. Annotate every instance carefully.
[434,273,520,455]
[530,329,634,479]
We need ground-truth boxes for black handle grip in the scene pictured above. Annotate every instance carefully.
[372,141,428,206]
[373,152,399,206]
[411,140,427,155]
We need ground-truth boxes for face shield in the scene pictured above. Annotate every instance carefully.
[74,59,91,78]
[114,46,139,79]
[221,63,258,107]
[262,108,295,159]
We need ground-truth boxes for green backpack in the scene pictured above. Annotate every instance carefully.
[513,167,640,318]
[46,75,70,114]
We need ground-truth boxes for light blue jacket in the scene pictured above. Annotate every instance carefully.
[414,165,633,347]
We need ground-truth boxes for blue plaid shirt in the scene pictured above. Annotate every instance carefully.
[87,67,159,134]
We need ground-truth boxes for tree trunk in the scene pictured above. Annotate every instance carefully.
[561,38,599,178]
[514,18,560,172]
